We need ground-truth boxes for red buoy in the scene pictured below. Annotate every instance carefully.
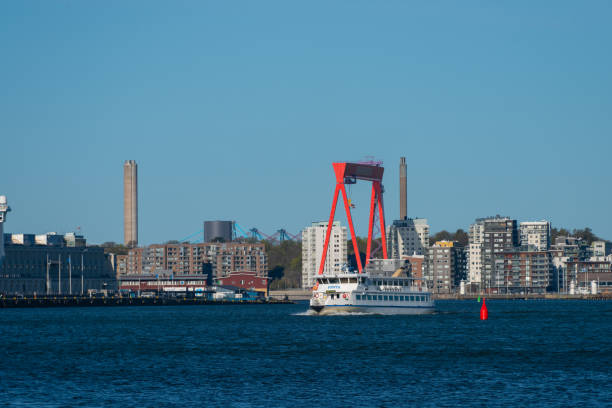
[480,298,488,320]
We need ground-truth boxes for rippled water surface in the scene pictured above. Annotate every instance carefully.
[1,300,611,407]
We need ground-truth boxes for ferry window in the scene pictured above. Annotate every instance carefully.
[410,296,415,301]
[360,278,366,283]
[394,296,399,301]
[378,295,383,301]
[341,278,348,283]
[383,295,388,301]
[356,295,361,300]
[400,296,404,301]
[367,295,372,300]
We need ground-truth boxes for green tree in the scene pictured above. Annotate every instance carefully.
[100,242,129,255]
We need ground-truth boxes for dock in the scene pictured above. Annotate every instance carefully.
[433,293,612,301]
[0,296,293,309]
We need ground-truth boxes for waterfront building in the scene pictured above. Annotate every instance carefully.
[121,242,267,279]
[404,255,425,280]
[426,241,467,294]
[467,221,484,284]
[480,216,519,291]
[494,247,551,294]
[301,221,347,288]
[564,260,612,293]
[386,218,430,258]
[549,236,592,293]
[123,160,138,248]
[519,221,551,251]
[217,271,269,295]
[118,272,209,295]
[0,235,116,295]
[591,241,612,258]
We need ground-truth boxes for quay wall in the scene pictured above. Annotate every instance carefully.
[0,296,292,309]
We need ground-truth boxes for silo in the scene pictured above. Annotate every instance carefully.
[204,221,233,243]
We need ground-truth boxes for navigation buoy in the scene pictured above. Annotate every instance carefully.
[480,298,488,320]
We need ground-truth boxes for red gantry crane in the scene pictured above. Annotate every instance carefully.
[318,162,388,275]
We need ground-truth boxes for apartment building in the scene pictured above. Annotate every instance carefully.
[121,242,267,278]
[519,221,551,251]
[387,218,430,258]
[301,221,347,288]
[494,247,551,294]
[427,241,467,294]
[469,216,519,290]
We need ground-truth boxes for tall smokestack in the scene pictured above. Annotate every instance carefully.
[400,157,407,220]
[123,160,138,248]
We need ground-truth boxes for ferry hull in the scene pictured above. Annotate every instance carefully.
[309,304,435,315]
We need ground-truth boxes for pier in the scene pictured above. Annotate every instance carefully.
[433,293,612,301]
[0,296,293,309]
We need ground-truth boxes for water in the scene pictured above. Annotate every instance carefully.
[1,300,611,407]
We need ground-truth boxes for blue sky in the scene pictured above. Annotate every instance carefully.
[1,1,611,245]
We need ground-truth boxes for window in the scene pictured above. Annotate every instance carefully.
[394,296,399,301]
[356,295,361,300]
[383,295,388,301]
[410,296,415,301]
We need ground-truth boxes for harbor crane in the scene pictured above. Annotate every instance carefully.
[319,162,388,275]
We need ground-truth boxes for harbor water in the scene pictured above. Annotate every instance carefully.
[1,300,611,407]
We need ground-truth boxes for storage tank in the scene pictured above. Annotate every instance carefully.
[204,221,233,243]
[591,280,598,295]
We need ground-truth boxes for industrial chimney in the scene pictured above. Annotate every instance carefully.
[123,160,138,248]
[400,157,407,220]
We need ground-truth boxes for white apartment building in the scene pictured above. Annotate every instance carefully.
[301,221,347,288]
[468,221,484,284]
[519,221,551,251]
[386,218,430,259]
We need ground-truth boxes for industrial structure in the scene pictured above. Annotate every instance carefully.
[0,196,116,295]
[123,160,138,248]
[319,161,388,275]
[204,220,234,243]
[399,157,407,220]
[0,195,10,266]
[386,158,430,262]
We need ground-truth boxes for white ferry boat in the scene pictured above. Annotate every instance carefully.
[309,259,435,315]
